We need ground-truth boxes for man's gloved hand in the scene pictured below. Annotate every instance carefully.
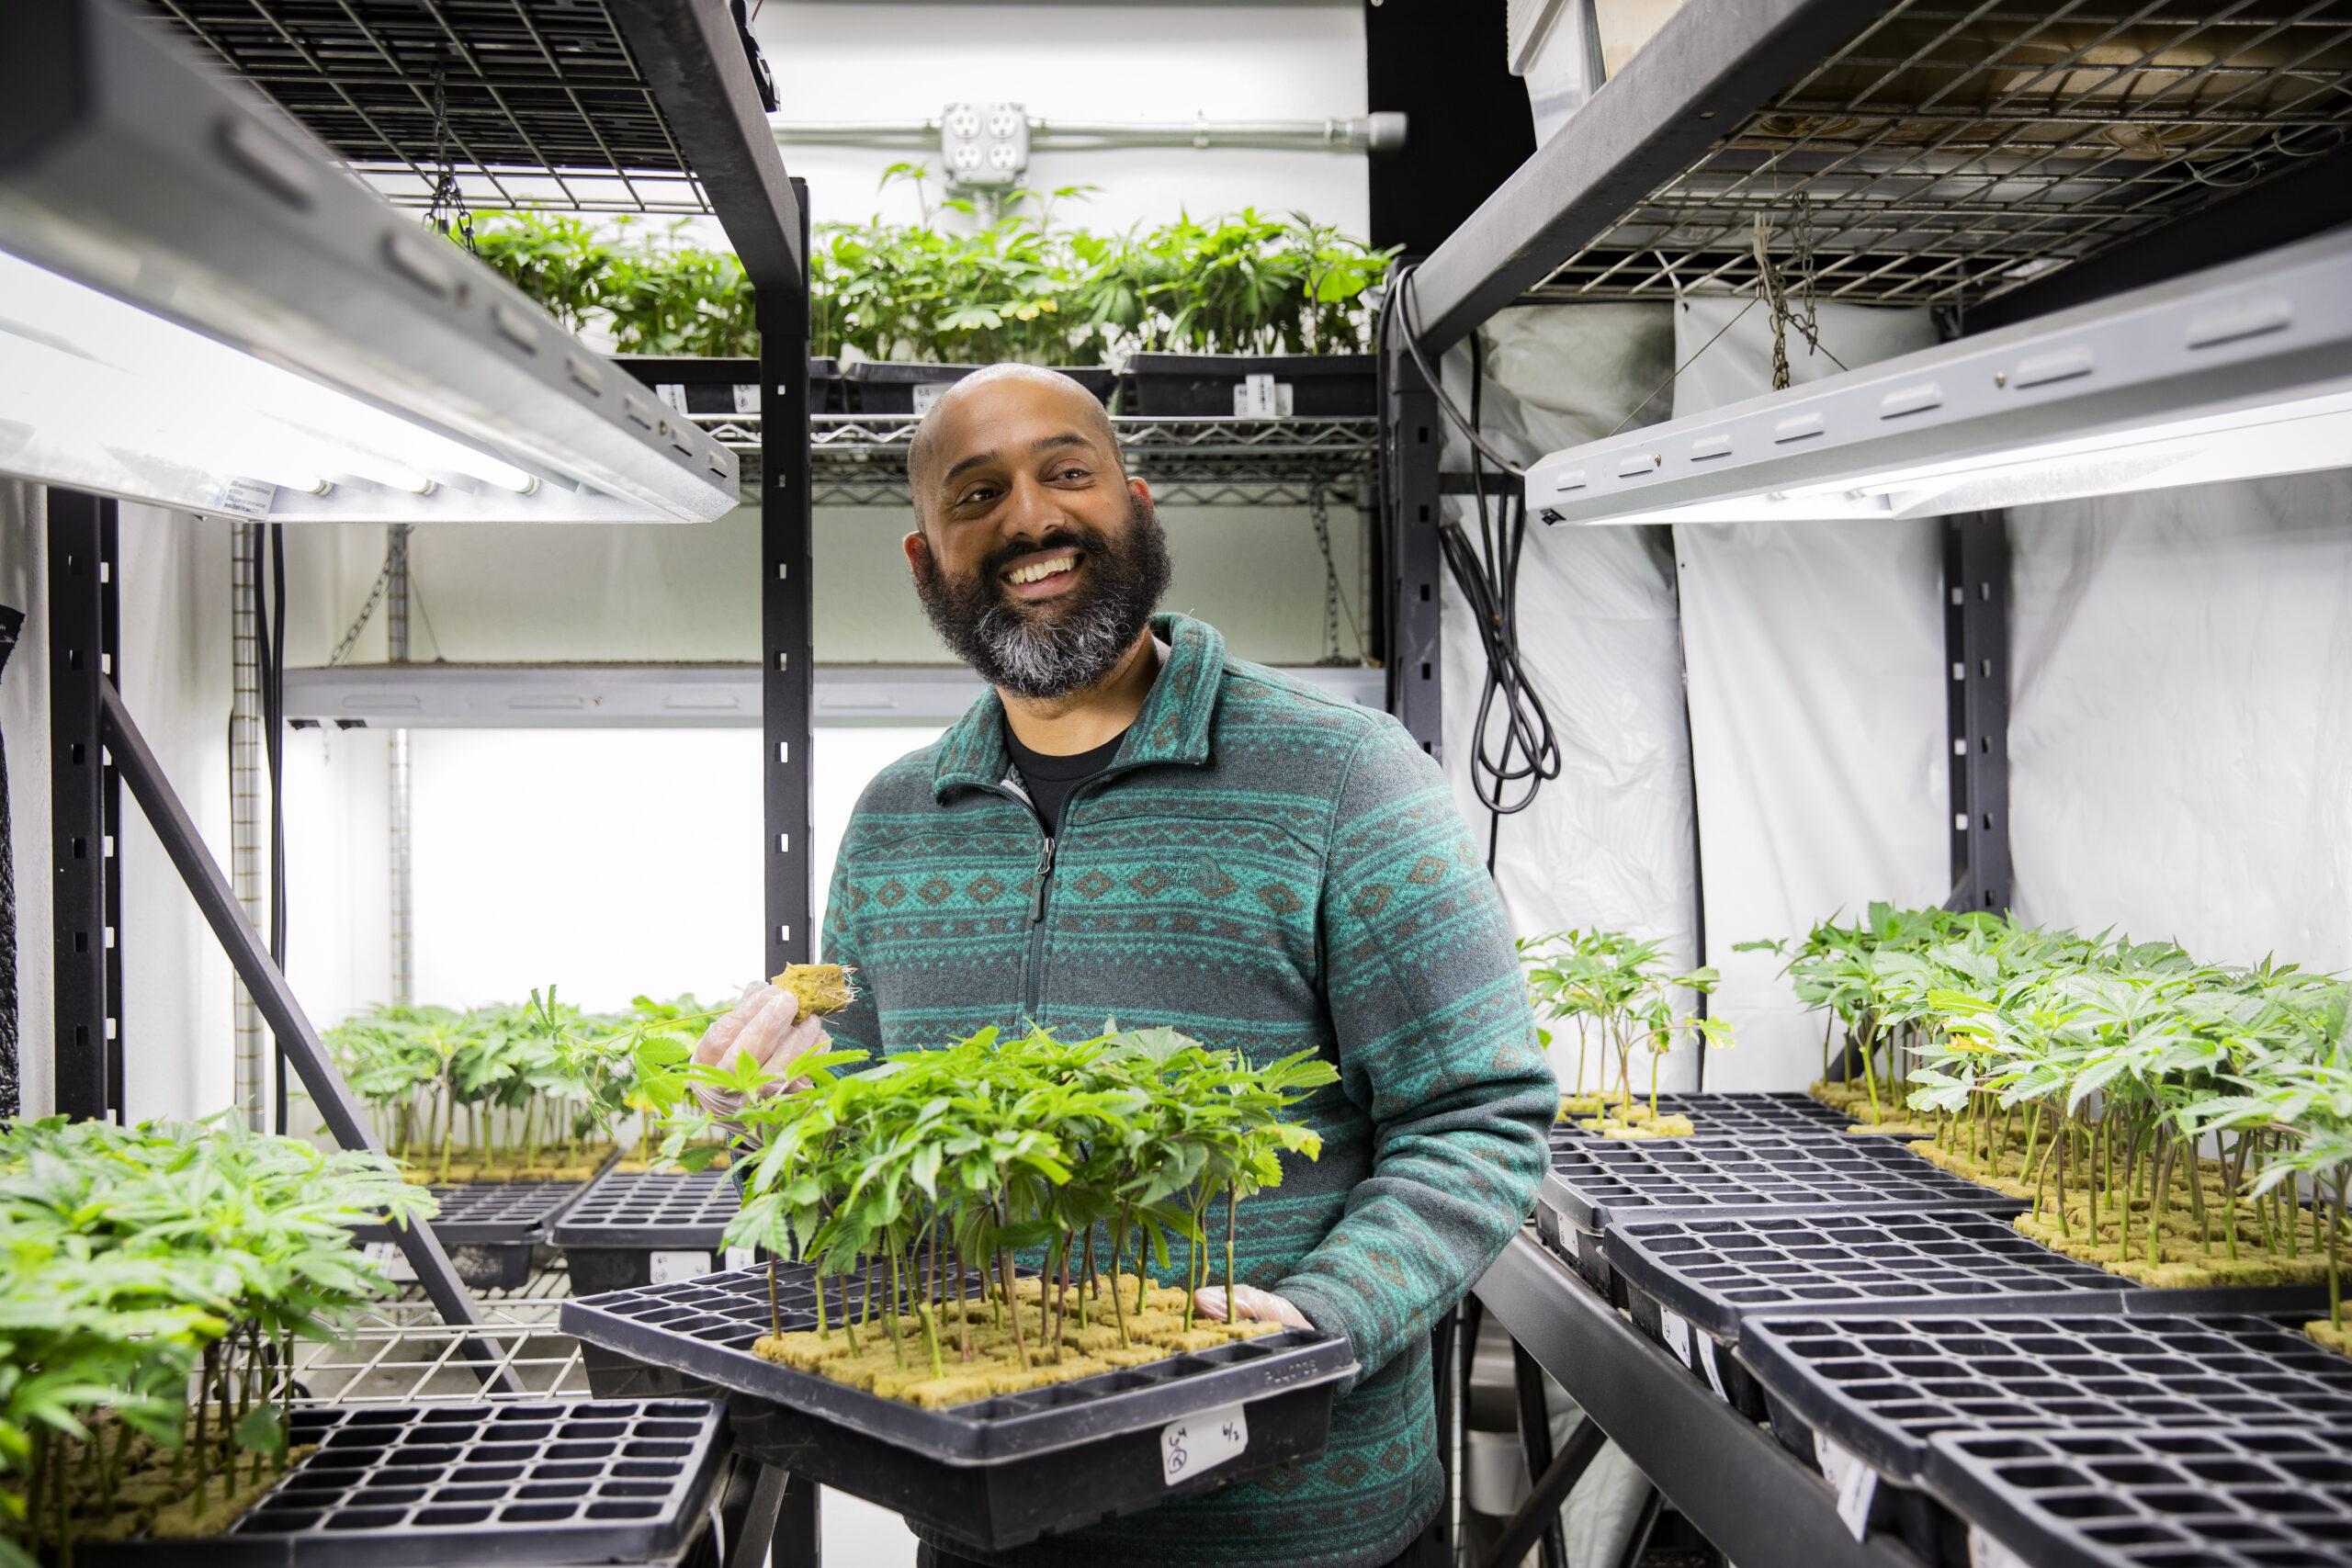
[1193,1283,1316,1332]
[690,981,831,1133]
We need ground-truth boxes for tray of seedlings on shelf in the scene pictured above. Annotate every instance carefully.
[1535,1133,2028,1294]
[350,1178,599,1291]
[552,1168,745,1293]
[563,1262,1355,1551]
[82,1399,729,1568]
[1742,1312,2352,1489]
[1928,1423,2352,1568]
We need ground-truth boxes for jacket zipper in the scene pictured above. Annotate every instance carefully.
[1023,832,1056,1017]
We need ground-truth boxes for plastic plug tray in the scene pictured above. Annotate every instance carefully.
[1607,1212,2133,1347]
[1549,1091,1852,1143]
[562,1264,1355,1551]
[1541,1133,2028,1234]
[1743,1313,2352,1485]
[1928,1424,2352,1568]
[85,1398,727,1567]
[552,1169,743,1293]
[349,1179,592,1247]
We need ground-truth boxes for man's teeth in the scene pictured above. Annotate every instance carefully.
[1009,555,1077,585]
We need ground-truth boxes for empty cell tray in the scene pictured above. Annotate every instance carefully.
[1927,1424,2352,1568]
[1541,1133,2027,1234]
[1550,1091,1852,1143]
[1606,1212,2132,1346]
[348,1179,591,1247]
[562,1264,1356,1551]
[1743,1313,2352,1484]
[554,1169,744,1292]
[85,1398,727,1567]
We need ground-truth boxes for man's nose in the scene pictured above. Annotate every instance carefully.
[999,471,1068,538]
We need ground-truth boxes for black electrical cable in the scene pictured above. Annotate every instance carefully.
[1378,265,1561,870]
[258,525,289,1134]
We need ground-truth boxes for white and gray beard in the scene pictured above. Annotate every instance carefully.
[961,590,1145,699]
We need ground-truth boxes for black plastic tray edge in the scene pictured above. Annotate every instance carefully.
[346,1159,611,1247]
[81,1399,729,1568]
[1535,1168,2030,1233]
[550,1169,740,1250]
[1913,1425,2308,1568]
[559,1275,1356,1467]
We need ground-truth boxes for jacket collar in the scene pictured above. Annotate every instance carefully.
[931,613,1223,802]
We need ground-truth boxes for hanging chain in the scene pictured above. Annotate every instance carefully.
[1752,196,1839,390]
[423,62,477,254]
[1307,486,1346,665]
[327,554,398,667]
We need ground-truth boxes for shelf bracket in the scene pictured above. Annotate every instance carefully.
[1942,513,2011,916]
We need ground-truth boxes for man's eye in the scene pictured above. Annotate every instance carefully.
[957,485,999,506]
[1051,465,1089,481]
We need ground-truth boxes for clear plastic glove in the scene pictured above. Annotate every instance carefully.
[690,981,831,1134]
[1193,1283,1315,1332]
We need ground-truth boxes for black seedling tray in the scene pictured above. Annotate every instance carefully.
[1541,1133,2027,1234]
[1742,1313,2352,1487]
[1609,1212,2337,1347]
[85,1399,728,1568]
[1607,1212,2132,1347]
[562,1264,1356,1551]
[1927,1424,2352,1568]
[1551,1091,1852,1143]
[552,1169,743,1294]
[350,1179,592,1247]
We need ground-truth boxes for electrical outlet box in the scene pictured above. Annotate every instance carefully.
[942,101,1029,187]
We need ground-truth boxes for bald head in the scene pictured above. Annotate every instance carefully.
[905,363,1124,525]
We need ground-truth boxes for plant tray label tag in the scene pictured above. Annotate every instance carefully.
[650,1250,714,1284]
[362,1241,418,1282]
[1813,1434,1877,1541]
[725,1247,756,1272]
[1969,1526,2031,1568]
[1161,1402,1249,1485]
[1657,1307,1695,1370]
[1694,1333,1730,1401]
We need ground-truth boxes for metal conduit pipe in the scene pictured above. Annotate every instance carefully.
[229,521,266,1130]
[771,112,1407,153]
[387,525,413,1010]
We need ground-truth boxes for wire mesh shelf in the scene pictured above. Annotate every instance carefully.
[147,0,710,214]
[699,412,1381,508]
[1523,0,2352,310]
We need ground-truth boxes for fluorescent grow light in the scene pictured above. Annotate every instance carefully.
[1526,224,2352,528]
[0,0,740,524]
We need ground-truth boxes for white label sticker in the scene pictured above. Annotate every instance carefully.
[911,381,953,414]
[214,477,277,519]
[1657,1307,1696,1369]
[1695,1333,1730,1401]
[363,1241,417,1282]
[1969,1525,2030,1568]
[650,1250,714,1284]
[1814,1434,1878,1541]
[1161,1401,1249,1485]
[725,1247,756,1273]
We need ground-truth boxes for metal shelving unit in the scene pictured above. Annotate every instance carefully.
[1476,1231,1927,1568]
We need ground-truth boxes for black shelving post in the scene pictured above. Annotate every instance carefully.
[47,489,119,1121]
[1942,513,2011,914]
[761,173,816,976]
[1382,335,1443,757]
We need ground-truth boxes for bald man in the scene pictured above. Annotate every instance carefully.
[702,364,1552,1568]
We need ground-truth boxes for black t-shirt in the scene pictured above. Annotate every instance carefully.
[1004,723,1127,838]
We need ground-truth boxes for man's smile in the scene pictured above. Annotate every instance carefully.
[1001,549,1083,599]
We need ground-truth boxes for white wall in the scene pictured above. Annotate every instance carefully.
[756,2,1370,237]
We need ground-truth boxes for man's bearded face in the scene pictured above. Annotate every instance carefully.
[913,488,1172,699]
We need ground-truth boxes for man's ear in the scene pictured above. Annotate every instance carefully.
[903,528,930,581]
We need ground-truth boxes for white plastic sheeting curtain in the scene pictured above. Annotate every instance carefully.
[1434,306,1702,1093]
[2007,473,2352,974]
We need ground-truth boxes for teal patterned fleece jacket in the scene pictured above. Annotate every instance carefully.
[820,614,1554,1568]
